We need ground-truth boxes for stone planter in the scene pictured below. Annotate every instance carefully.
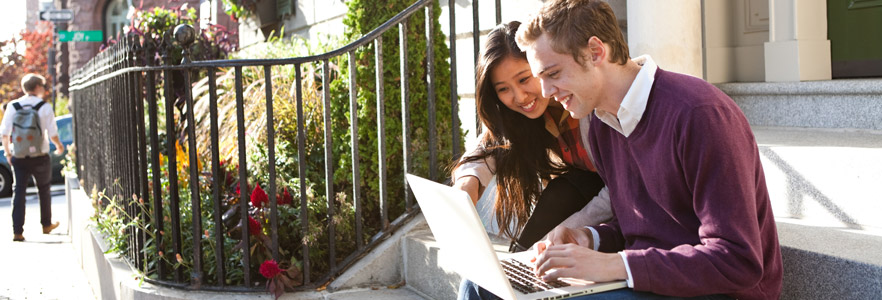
[65,171,80,190]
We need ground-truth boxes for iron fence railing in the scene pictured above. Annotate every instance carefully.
[68,0,503,292]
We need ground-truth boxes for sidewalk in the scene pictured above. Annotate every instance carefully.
[0,185,95,300]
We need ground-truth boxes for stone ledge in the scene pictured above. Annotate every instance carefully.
[716,78,882,96]
[67,185,426,300]
[753,126,882,147]
[717,80,882,130]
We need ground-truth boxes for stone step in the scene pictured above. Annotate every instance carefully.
[776,219,882,300]
[753,126,882,231]
[404,227,514,300]
[718,78,882,131]
[283,287,428,300]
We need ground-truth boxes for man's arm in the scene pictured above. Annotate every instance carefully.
[50,135,64,155]
[2,135,10,159]
[557,186,613,228]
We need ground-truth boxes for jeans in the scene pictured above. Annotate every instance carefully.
[458,279,732,300]
[10,155,53,235]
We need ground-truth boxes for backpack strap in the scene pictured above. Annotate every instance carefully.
[32,101,46,111]
[12,102,22,110]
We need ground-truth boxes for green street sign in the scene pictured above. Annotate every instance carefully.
[58,31,103,42]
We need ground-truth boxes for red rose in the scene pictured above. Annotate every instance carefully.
[251,185,268,208]
[259,259,282,279]
[248,216,261,236]
[278,188,293,205]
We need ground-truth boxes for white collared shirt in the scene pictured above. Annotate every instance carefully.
[593,55,657,138]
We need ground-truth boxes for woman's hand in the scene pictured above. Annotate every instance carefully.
[452,175,481,206]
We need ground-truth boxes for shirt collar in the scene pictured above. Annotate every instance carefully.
[594,55,657,137]
[543,106,570,138]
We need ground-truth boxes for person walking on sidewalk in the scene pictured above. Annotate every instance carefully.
[1,74,65,242]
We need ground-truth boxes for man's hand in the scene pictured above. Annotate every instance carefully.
[532,243,627,283]
[54,144,64,155]
[533,225,593,258]
[4,152,10,161]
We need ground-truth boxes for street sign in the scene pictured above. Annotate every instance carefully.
[58,31,103,42]
[39,9,74,22]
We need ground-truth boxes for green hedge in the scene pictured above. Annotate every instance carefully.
[336,0,462,239]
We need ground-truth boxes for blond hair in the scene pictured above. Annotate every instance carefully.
[517,0,629,66]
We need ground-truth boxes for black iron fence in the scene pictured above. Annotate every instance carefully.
[68,0,503,292]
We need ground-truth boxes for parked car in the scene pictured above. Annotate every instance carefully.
[0,114,73,197]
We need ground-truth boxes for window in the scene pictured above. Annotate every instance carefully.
[104,0,131,41]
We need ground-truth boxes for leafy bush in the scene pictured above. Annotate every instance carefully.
[338,0,462,239]
[0,22,53,105]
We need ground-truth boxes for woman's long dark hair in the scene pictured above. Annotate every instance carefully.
[451,21,566,240]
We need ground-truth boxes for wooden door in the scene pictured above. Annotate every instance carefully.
[827,0,882,78]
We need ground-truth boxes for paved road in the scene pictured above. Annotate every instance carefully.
[0,185,95,300]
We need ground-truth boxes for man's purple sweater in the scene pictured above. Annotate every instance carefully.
[588,69,783,299]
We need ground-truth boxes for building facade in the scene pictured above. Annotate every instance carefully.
[48,0,237,97]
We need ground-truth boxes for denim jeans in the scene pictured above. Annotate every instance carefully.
[457,279,732,300]
[10,154,53,235]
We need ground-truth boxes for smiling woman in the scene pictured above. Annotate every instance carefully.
[450,21,611,252]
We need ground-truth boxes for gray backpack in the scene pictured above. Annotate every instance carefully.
[11,101,46,158]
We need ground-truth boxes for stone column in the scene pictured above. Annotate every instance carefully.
[763,0,831,82]
[627,0,703,78]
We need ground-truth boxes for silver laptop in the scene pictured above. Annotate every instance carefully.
[406,174,627,300]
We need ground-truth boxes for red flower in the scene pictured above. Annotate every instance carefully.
[251,185,268,208]
[277,188,293,205]
[259,259,282,279]
[248,216,261,236]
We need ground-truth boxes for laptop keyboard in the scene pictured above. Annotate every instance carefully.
[501,258,570,294]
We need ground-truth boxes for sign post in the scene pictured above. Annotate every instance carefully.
[40,8,75,112]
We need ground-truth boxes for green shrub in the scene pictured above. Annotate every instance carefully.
[339,0,462,240]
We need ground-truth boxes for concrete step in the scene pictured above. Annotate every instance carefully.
[404,227,513,300]
[776,219,882,300]
[718,78,882,131]
[283,287,427,300]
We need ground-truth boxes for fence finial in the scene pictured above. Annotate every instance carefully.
[174,24,196,64]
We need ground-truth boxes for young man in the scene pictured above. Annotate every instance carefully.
[1,74,65,242]
[510,0,783,299]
